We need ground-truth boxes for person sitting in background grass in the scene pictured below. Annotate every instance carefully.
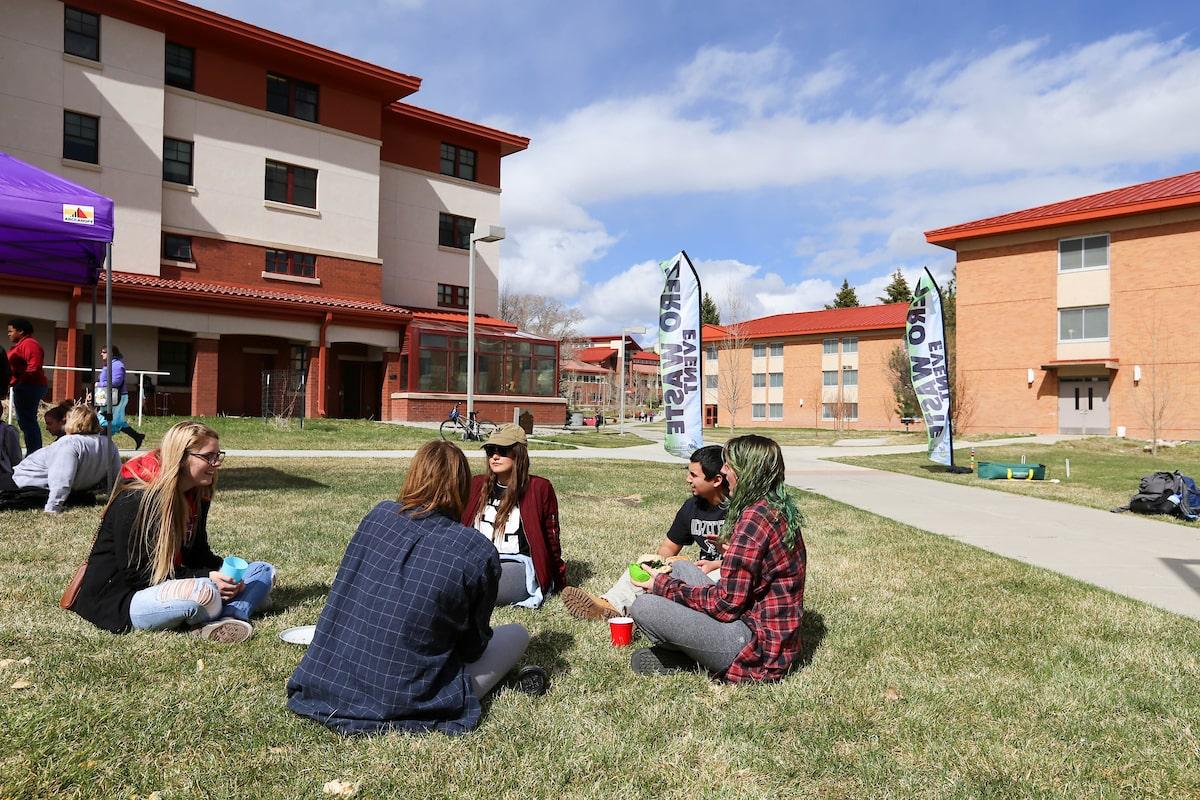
[462,424,567,608]
[70,420,274,642]
[43,399,74,441]
[288,440,547,736]
[560,444,729,620]
[0,406,20,491]
[628,435,807,682]
[12,405,120,514]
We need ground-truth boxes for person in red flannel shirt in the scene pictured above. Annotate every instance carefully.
[7,319,48,454]
[629,434,806,682]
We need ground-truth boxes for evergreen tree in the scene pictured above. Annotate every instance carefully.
[824,279,860,309]
[878,269,913,304]
[700,292,721,325]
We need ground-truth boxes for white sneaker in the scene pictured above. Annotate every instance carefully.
[191,619,253,643]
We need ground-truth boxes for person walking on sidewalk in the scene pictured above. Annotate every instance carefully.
[6,319,47,454]
[95,345,145,449]
[628,435,807,682]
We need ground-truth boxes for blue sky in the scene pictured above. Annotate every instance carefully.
[201,1,1200,336]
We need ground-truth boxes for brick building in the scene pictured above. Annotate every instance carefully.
[701,304,909,429]
[926,169,1200,439]
[559,335,661,413]
[1,0,565,423]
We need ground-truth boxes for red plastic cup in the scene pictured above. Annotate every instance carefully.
[609,616,634,647]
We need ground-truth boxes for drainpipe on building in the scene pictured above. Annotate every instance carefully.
[317,312,332,417]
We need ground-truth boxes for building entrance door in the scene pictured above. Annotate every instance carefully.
[1058,376,1110,434]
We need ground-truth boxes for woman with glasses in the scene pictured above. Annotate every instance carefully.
[71,421,274,642]
[628,435,807,682]
[462,424,566,608]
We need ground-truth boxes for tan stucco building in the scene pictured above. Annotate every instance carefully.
[926,170,1200,439]
[700,304,909,430]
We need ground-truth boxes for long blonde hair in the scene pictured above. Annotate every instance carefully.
[63,405,101,435]
[109,421,220,584]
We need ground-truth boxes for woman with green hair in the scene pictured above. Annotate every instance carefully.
[628,435,806,682]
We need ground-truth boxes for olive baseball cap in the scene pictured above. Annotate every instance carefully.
[483,423,527,448]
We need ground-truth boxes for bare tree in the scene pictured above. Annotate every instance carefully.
[886,344,920,423]
[717,294,751,432]
[498,288,584,340]
[1132,310,1177,454]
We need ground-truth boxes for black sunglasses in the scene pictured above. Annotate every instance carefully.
[484,445,513,458]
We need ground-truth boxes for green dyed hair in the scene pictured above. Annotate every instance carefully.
[721,434,804,550]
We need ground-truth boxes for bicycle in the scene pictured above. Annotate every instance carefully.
[439,401,497,442]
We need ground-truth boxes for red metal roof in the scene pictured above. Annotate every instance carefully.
[110,273,410,316]
[631,351,660,363]
[577,346,616,363]
[560,359,608,375]
[926,169,1200,245]
[410,310,516,329]
[702,304,907,341]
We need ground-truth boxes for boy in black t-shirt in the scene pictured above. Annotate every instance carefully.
[561,445,729,620]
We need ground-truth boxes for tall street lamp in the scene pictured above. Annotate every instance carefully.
[609,325,647,435]
[467,224,505,425]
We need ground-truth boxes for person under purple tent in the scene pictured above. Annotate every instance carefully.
[7,319,47,454]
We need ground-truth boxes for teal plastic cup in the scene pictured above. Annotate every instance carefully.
[220,555,248,582]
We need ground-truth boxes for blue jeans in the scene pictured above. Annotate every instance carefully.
[128,561,275,630]
[12,384,46,454]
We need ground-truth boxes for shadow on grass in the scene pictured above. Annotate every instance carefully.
[219,467,327,491]
[268,582,329,613]
[565,560,595,586]
[796,609,827,669]
[526,630,575,678]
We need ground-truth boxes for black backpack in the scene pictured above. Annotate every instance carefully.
[1126,471,1196,518]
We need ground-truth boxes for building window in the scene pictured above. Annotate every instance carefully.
[845,403,859,420]
[705,345,718,361]
[752,403,766,419]
[165,42,194,90]
[752,343,766,358]
[290,345,308,390]
[265,160,317,208]
[842,337,858,353]
[439,213,476,249]
[163,138,193,185]
[437,283,469,309]
[440,143,476,182]
[266,73,318,122]
[822,370,838,386]
[705,375,718,389]
[162,234,193,262]
[158,340,192,386]
[1059,306,1109,341]
[417,331,557,397]
[822,403,836,420]
[769,342,784,357]
[64,6,100,61]
[823,338,837,354]
[842,368,858,386]
[769,372,783,388]
[1059,234,1109,272]
[63,111,99,163]
[265,249,316,278]
[752,373,766,388]
[769,403,784,419]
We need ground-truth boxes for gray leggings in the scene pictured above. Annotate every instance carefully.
[629,561,751,674]
[496,561,534,607]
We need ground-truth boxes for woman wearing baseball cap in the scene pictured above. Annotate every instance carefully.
[462,424,567,608]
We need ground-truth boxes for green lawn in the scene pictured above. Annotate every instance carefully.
[530,430,650,449]
[833,437,1200,525]
[2,458,1199,798]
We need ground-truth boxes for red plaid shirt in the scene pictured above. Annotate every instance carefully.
[652,499,806,683]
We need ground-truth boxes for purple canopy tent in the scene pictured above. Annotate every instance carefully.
[0,150,116,439]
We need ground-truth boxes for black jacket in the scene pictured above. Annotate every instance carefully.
[71,489,223,633]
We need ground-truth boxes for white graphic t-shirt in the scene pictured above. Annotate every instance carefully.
[475,483,528,556]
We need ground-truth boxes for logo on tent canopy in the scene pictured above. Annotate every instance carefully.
[62,204,95,225]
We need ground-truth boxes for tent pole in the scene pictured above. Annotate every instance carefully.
[104,242,113,446]
[91,281,97,396]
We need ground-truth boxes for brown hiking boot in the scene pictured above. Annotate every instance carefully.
[561,586,620,621]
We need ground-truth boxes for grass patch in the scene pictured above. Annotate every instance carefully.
[833,437,1200,525]
[2,458,1199,798]
[692,426,927,446]
[531,430,650,448]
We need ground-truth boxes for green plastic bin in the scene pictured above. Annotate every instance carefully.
[977,461,1046,481]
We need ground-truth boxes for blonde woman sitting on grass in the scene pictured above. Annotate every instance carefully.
[70,421,274,642]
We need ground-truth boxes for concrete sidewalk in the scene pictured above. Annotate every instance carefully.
[786,454,1200,621]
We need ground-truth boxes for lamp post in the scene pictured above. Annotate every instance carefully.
[609,325,647,435]
[466,224,505,425]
